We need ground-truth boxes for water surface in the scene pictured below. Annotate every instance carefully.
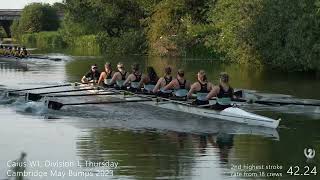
[0,55,319,180]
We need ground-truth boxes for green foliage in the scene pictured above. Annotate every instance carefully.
[11,3,60,40]
[21,31,66,49]
[64,0,144,36]
[12,0,320,71]
[248,0,320,71]
[0,27,6,38]
[52,2,66,12]
[206,0,320,71]
[147,0,214,56]
[70,35,100,55]
[97,29,147,55]
[206,0,262,64]
[10,20,21,40]
[147,0,185,56]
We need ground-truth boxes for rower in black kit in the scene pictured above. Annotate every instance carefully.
[81,64,101,83]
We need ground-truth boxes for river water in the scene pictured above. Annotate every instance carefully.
[0,54,319,180]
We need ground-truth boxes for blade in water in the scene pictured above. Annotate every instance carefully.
[47,101,64,110]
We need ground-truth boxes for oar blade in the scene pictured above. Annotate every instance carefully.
[47,101,64,110]
[26,93,42,101]
[7,92,20,97]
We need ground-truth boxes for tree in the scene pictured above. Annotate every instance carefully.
[11,3,60,37]
[64,0,144,37]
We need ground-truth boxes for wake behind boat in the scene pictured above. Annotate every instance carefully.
[0,55,62,62]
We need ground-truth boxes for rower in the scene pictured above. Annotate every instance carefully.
[20,47,28,58]
[206,72,235,110]
[97,62,114,87]
[153,66,173,95]
[14,47,21,57]
[11,46,17,56]
[163,69,190,97]
[0,45,4,55]
[142,66,159,93]
[7,46,12,56]
[187,70,213,105]
[81,64,101,84]
[108,62,128,89]
[123,63,144,92]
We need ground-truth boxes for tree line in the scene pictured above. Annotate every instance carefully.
[10,0,320,72]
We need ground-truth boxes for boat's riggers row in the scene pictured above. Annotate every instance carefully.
[47,99,152,110]
[7,82,320,107]
[41,85,280,129]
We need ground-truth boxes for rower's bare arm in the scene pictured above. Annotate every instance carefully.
[123,74,133,86]
[97,72,106,85]
[81,76,87,83]
[163,80,175,90]
[187,83,197,97]
[206,86,219,100]
[139,74,147,87]
[153,78,163,93]
[208,82,214,91]
[109,72,118,84]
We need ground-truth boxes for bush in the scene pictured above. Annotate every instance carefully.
[0,27,6,38]
[206,0,320,71]
[11,3,60,39]
[70,35,100,55]
[21,31,66,49]
[97,30,147,55]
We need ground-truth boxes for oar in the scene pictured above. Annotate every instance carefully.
[26,88,99,101]
[7,83,80,95]
[27,92,118,101]
[49,92,116,98]
[251,100,320,107]
[47,99,152,110]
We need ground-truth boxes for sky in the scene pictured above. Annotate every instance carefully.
[0,0,62,9]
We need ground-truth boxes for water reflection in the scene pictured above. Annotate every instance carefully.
[6,152,27,180]
[74,124,278,179]
[0,61,28,71]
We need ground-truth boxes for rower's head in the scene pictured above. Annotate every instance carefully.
[164,66,172,76]
[131,63,140,72]
[104,62,112,71]
[177,69,185,78]
[197,70,207,82]
[220,72,229,83]
[0,45,3,49]
[117,62,125,71]
[23,47,26,50]
[91,64,98,72]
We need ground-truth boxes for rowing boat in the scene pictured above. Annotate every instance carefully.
[0,55,62,61]
[79,85,281,129]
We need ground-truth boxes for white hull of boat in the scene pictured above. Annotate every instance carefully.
[86,88,281,129]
